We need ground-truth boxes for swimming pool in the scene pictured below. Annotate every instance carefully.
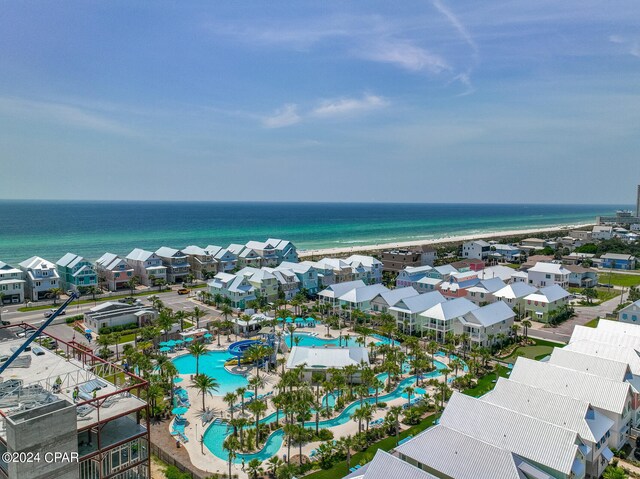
[172,351,249,395]
[284,332,395,349]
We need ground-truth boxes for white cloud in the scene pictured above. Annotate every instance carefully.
[0,96,134,136]
[358,40,450,73]
[630,43,640,58]
[609,34,625,44]
[432,0,479,55]
[262,104,301,128]
[312,94,389,117]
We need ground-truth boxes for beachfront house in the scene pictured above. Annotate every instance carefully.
[458,301,515,348]
[84,301,157,331]
[369,286,419,313]
[56,253,98,292]
[125,248,168,286]
[389,291,446,334]
[489,243,523,262]
[592,225,614,241]
[523,284,571,323]
[527,261,570,288]
[276,262,320,294]
[520,237,549,249]
[155,247,190,283]
[318,280,366,310]
[461,240,490,260]
[268,238,299,264]
[565,264,598,288]
[417,297,478,342]
[227,239,296,269]
[619,300,640,324]
[0,261,25,304]
[18,256,60,301]
[206,245,237,273]
[286,346,369,383]
[268,268,300,300]
[95,253,135,291]
[599,253,637,270]
[208,272,256,309]
[381,249,426,273]
[465,277,507,306]
[237,267,279,302]
[428,264,458,281]
[182,245,217,280]
[395,265,433,288]
[315,258,354,284]
[228,243,262,269]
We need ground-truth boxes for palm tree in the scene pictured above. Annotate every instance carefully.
[126,276,140,296]
[236,387,247,416]
[188,342,208,376]
[157,309,175,341]
[248,400,267,448]
[191,306,206,329]
[96,334,111,358]
[224,391,237,419]
[388,405,403,442]
[522,319,532,341]
[223,435,240,479]
[404,385,415,406]
[112,332,122,360]
[340,435,355,470]
[247,458,264,479]
[249,375,266,401]
[192,374,219,412]
[48,287,63,305]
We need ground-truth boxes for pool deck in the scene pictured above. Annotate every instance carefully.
[164,325,459,477]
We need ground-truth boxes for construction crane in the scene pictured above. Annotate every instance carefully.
[0,291,80,375]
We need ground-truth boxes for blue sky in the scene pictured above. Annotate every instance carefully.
[0,0,639,203]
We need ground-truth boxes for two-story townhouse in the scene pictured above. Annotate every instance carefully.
[427,264,458,281]
[417,297,478,342]
[437,270,479,299]
[18,256,60,301]
[155,247,190,283]
[457,300,515,348]
[206,245,237,273]
[56,253,98,292]
[389,291,446,334]
[395,265,432,288]
[490,243,523,262]
[527,261,570,288]
[182,245,217,280]
[337,284,389,313]
[592,225,613,240]
[245,240,279,267]
[95,253,135,291]
[369,286,419,314]
[277,262,319,294]
[300,260,335,287]
[524,284,571,323]
[315,258,353,284]
[269,269,300,300]
[493,282,537,318]
[0,261,25,304]
[465,277,506,305]
[125,249,167,286]
[619,300,640,324]
[520,237,549,249]
[599,253,637,270]
[565,264,598,287]
[208,272,256,309]
[461,240,490,260]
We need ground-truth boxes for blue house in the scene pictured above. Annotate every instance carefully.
[599,253,637,270]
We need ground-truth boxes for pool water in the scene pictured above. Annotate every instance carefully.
[285,332,395,349]
[172,351,248,396]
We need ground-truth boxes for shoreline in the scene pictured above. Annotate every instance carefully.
[298,223,594,258]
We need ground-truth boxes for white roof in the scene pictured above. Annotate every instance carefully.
[396,424,530,479]
[462,301,515,327]
[389,291,447,315]
[182,245,210,256]
[205,245,224,257]
[509,358,630,415]
[438,392,579,475]
[548,348,631,383]
[286,346,369,369]
[483,378,614,444]
[433,264,458,276]
[600,253,635,260]
[339,284,389,304]
[0,262,21,274]
[477,265,518,281]
[318,280,366,299]
[18,256,56,271]
[524,284,570,303]
[374,287,419,307]
[596,319,640,337]
[126,248,155,262]
[565,339,640,376]
[56,252,86,268]
[528,262,570,275]
[96,253,131,272]
[402,265,433,275]
[354,450,438,479]
[415,277,442,286]
[420,297,477,321]
[466,277,507,294]
[345,255,382,267]
[155,247,185,258]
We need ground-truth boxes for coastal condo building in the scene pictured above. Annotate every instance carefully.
[18,256,60,301]
[0,326,150,479]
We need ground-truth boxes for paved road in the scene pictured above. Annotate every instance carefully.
[528,290,628,343]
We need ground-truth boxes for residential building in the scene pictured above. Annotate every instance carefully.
[237,267,279,302]
[414,276,442,293]
[155,247,190,283]
[395,265,433,288]
[417,297,478,342]
[380,246,436,272]
[56,253,98,292]
[510,270,529,283]
[389,291,446,334]
[314,258,354,284]
[337,283,389,313]
[458,300,515,347]
[489,243,523,262]
[461,240,490,260]
[524,284,571,323]
[18,256,60,301]
[520,237,548,249]
[125,248,167,286]
[592,226,613,241]
[565,264,598,288]
[419,245,437,266]
[276,262,320,294]
[206,245,237,273]
[599,253,637,270]
[477,264,520,282]
[0,333,150,479]
[182,245,217,279]
[369,286,419,313]
[0,261,25,304]
[450,258,485,272]
[527,261,570,288]
[344,255,383,284]
[267,238,299,263]
[269,268,300,300]
[344,450,438,479]
[427,264,458,281]
[510,357,632,448]
[95,253,135,291]
[84,301,157,331]
[286,346,369,382]
[619,300,640,324]
[318,280,366,309]
[208,272,256,309]
[228,239,297,268]
[465,277,506,305]
[493,282,537,318]
[571,229,593,242]
[437,270,479,299]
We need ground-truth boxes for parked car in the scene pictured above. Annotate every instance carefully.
[16,330,37,339]
[43,308,66,318]
[177,288,190,295]
[1,320,10,326]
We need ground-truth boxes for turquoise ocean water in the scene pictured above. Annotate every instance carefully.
[0,201,626,264]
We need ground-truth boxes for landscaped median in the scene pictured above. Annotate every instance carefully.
[497,338,563,364]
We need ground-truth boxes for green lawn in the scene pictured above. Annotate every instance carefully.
[568,287,619,305]
[603,273,640,288]
[584,318,600,328]
[499,338,561,364]
[462,365,510,397]
[18,289,165,312]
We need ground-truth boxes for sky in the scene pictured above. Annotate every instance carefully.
[0,0,639,204]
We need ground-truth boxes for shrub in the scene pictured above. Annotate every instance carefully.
[316,429,334,441]
[65,314,83,324]
[164,465,191,479]
[99,323,139,335]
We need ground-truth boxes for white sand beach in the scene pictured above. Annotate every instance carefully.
[298,223,594,258]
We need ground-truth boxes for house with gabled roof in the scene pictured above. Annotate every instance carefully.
[18,256,60,301]
[208,272,256,309]
[56,253,97,292]
[182,245,217,280]
[125,248,167,286]
[524,284,571,323]
[369,286,419,313]
[155,247,190,283]
[206,245,237,273]
[459,300,515,347]
[0,261,25,304]
[417,297,478,342]
[95,253,135,291]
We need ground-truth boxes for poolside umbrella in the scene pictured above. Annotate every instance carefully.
[85,329,92,334]
[166,340,176,346]
[305,317,314,322]
[172,406,188,415]
[159,341,169,347]
[276,317,284,322]
[285,317,293,323]
[244,391,254,398]
[204,333,212,339]
[184,337,194,342]
[174,339,184,344]
[295,317,304,323]
[159,346,171,352]
[173,377,184,383]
